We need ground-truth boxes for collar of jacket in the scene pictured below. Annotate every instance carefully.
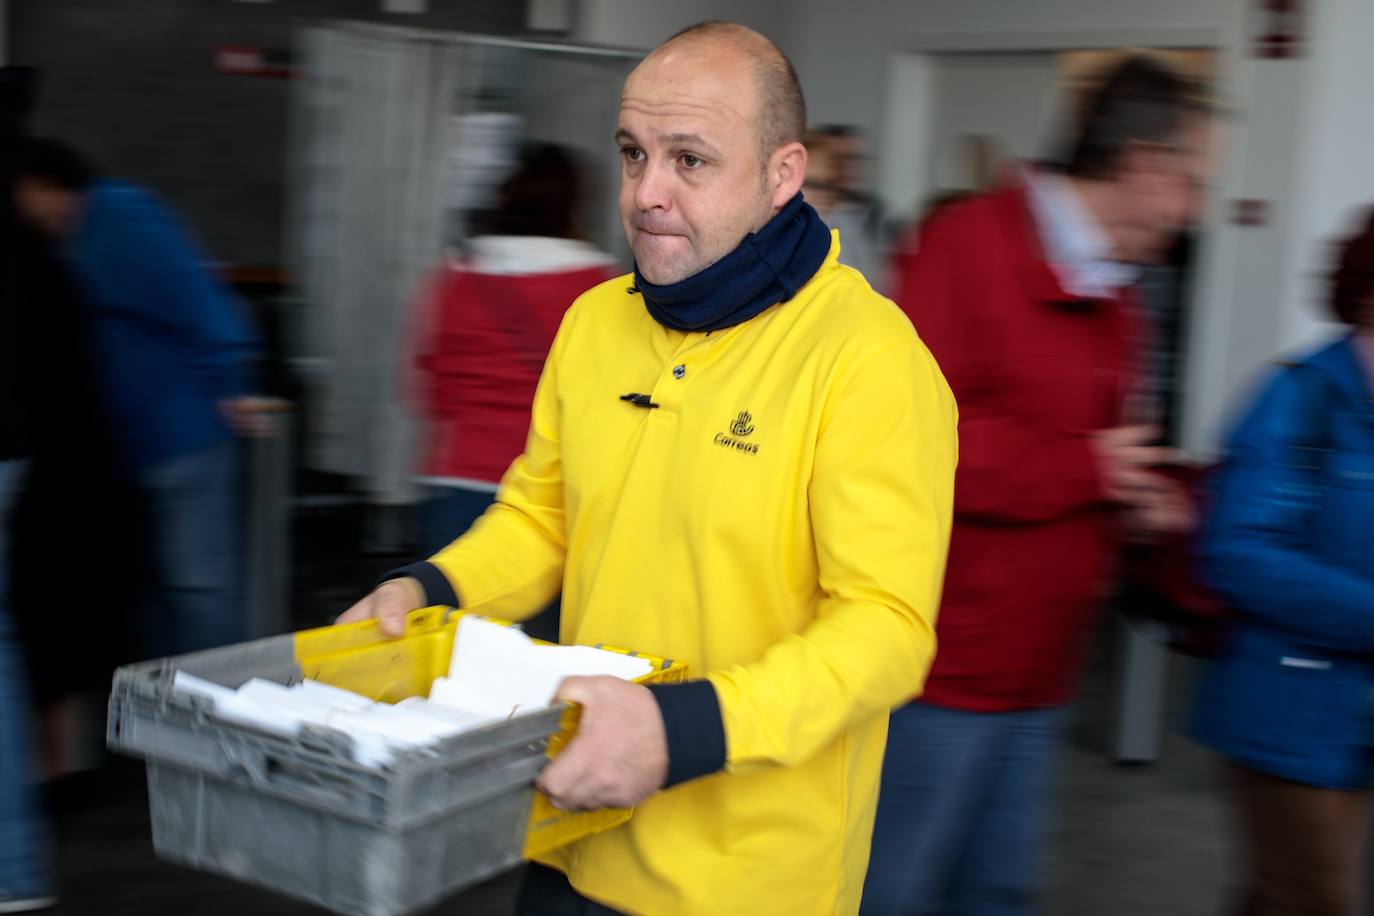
[987,172,1134,310]
[631,192,832,333]
[1313,333,1374,420]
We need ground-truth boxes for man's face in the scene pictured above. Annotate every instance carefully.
[616,46,781,285]
[802,143,839,214]
[14,177,75,238]
[1114,117,1214,264]
[828,134,867,197]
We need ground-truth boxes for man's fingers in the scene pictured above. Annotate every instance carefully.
[1119,470,1192,500]
[335,596,375,626]
[1117,467,1169,489]
[1133,486,1198,534]
[1116,472,1198,535]
[1105,467,1159,499]
[537,734,596,810]
[553,676,598,707]
[1116,445,1172,467]
[1101,424,1161,447]
[373,578,426,636]
[533,677,666,812]
[537,750,578,806]
[543,677,598,805]
[539,677,612,810]
[332,579,423,637]
[536,752,571,802]
[374,593,409,637]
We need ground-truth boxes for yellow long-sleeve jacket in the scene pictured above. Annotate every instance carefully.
[420,234,957,914]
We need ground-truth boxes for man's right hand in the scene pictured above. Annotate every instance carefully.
[1091,425,1176,504]
[335,577,425,637]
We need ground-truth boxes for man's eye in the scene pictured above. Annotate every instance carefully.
[680,154,703,169]
[622,147,645,163]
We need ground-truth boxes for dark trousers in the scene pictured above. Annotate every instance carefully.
[861,701,1065,915]
[0,460,52,899]
[516,864,624,916]
[138,440,244,657]
[421,484,561,642]
[420,485,496,557]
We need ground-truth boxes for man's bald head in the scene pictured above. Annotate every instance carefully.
[650,21,806,159]
[616,22,811,284]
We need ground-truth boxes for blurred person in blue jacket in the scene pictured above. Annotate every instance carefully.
[1195,209,1374,916]
[14,138,261,658]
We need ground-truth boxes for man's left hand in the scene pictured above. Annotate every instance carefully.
[219,396,281,438]
[536,676,669,812]
[1123,473,1197,542]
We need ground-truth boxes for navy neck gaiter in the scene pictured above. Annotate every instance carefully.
[632,193,832,333]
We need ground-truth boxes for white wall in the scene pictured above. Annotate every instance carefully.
[790,0,1231,142]
[1276,0,1374,349]
[878,53,936,222]
[1179,4,1309,451]
[518,49,636,260]
[925,53,1061,189]
[879,52,1060,221]
[1181,0,1374,451]
[572,0,784,50]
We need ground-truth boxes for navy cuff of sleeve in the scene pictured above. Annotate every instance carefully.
[647,679,727,789]
[378,561,460,608]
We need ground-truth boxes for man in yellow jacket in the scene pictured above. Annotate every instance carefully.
[340,21,957,916]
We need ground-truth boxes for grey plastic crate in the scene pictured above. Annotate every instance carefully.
[107,634,563,916]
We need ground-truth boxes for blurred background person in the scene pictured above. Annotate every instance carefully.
[0,456,53,915]
[411,142,615,559]
[7,141,139,786]
[803,125,885,289]
[863,56,1210,915]
[7,218,136,789]
[0,66,56,915]
[14,139,262,659]
[1192,209,1374,916]
[0,77,142,792]
[802,128,843,215]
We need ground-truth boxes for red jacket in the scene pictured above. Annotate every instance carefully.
[893,179,1139,710]
[413,237,616,485]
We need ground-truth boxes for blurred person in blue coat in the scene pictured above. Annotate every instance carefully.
[1195,209,1374,916]
[14,139,261,658]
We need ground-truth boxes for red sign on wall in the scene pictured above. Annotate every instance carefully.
[1254,0,1306,59]
[215,45,296,79]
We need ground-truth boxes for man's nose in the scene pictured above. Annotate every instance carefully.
[634,159,673,212]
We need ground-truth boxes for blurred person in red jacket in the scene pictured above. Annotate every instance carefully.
[863,57,1213,916]
[412,143,616,559]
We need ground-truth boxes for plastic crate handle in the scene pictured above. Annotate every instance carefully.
[218,741,367,809]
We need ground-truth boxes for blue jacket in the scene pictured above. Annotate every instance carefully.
[1193,334,1374,788]
[65,180,256,472]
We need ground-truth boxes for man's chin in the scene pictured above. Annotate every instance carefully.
[635,257,699,286]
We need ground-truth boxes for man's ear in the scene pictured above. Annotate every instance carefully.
[768,141,808,209]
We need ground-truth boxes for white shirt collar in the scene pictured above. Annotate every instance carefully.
[458,236,617,276]
[1022,167,1139,298]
